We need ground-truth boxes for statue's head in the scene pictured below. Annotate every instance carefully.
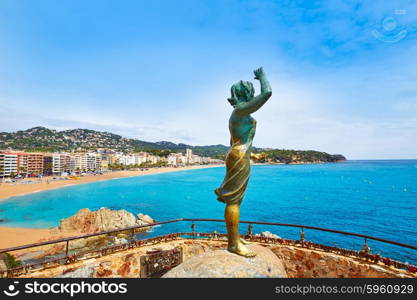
[228,80,255,107]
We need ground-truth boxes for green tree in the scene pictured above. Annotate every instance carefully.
[0,253,21,269]
[19,166,27,178]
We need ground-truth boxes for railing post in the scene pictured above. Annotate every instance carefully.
[246,223,253,237]
[191,222,196,240]
[362,238,370,254]
[213,230,218,240]
[65,240,69,263]
[300,227,305,244]
[131,228,136,243]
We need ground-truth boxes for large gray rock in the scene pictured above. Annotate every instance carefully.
[137,213,155,225]
[58,208,154,233]
[163,244,287,278]
[59,265,97,278]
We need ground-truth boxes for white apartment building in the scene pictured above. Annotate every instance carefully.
[69,154,87,171]
[114,152,160,166]
[52,155,63,175]
[167,153,187,166]
[52,154,71,175]
[135,152,148,165]
[87,153,101,170]
[116,154,136,166]
[146,154,161,164]
[0,153,18,177]
[167,154,177,166]
[192,154,202,164]
[69,153,101,171]
[134,155,146,165]
[186,149,193,164]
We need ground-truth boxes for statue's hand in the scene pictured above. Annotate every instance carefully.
[254,67,265,80]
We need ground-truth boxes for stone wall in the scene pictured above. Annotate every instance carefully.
[271,245,415,278]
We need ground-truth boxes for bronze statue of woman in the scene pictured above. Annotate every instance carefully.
[214,67,272,257]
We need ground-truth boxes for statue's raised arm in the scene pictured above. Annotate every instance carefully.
[234,67,272,116]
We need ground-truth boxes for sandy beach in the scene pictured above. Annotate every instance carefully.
[0,227,79,250]
[0,164,222,249]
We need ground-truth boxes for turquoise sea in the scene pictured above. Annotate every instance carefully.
[0,160,416,264]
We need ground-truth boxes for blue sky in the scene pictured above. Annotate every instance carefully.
[0,0,416,159]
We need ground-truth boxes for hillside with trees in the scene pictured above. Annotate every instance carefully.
[0,127,346,163]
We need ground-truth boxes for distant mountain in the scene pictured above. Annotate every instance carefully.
[0,127,346,162]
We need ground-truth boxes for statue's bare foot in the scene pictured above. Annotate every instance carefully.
[240,238,251,245]
[228,242,257,257]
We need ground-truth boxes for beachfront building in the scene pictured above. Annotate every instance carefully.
[69,154,87,172]
[115,154,136,166]
[100,159,109,170]
[202,157,223,164]
[186,148,193,165]
[0,151,44,177]
[69,153,102,172]
[43,155,53,176]
[113,152,160,166]
[52,153,71,175]
[167,154,176,166]
[0,149,221,176]
[146,154,161,164]
[201,157,211,164]
[0,152,18,177]
[100,153,111,164]
[167,153,187,166]
[135,152,148,165]
[16,152,44,176]
[166,151,222,166]
[87,153,101,171]
[192,154,202,164]
[106,154,118,165]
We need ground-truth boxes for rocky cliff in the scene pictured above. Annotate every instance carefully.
[163,244,287,278]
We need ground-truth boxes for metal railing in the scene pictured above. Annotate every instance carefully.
[1,218,416,277]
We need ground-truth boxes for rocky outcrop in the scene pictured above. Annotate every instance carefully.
[137,213,154,226]
[162,244,287,278]
[58,208,155,233]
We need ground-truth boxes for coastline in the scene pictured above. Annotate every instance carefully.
[0,164,223,202]
[0,227,77,250]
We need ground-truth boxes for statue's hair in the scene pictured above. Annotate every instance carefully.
[227,81,254,107]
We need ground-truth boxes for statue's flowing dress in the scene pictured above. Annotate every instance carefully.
[214,117,256,205]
